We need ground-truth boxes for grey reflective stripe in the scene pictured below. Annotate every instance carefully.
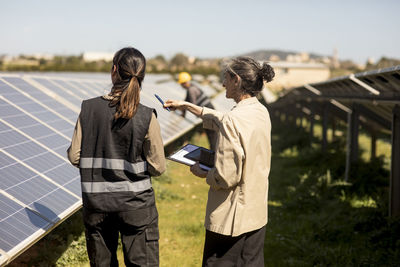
[81,179,152,193]
[80,158,147,174]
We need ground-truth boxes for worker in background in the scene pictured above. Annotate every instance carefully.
[178,72,217,151]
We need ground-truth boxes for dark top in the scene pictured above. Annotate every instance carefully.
[185,83,213,108]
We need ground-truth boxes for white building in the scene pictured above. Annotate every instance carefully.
[83,52,114,62]
[267,61,330,90]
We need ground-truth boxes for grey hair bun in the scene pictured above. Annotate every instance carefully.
[260,62,275,83]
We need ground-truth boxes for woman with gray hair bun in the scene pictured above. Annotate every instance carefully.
[165,57,275,266]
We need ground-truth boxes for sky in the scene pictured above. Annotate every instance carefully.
[1,0,399,64]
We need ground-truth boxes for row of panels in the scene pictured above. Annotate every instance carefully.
[272,65,400,133]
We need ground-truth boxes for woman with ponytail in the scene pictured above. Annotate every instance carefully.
[68,47,165,266]
[165,57,275,266]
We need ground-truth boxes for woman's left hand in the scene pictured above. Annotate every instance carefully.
[190,162,208,178]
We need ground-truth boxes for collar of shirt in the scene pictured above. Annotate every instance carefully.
[232,96,258,110]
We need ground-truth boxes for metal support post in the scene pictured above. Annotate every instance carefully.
[370,130,377,160]
[350,106,360,163]
[309,113,314,140]
[390,105,400,217]
[331,119,336,142]
[322,105,329,152]
[345,105,359,181]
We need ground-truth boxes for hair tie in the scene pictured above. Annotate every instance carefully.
[130,74,142,87]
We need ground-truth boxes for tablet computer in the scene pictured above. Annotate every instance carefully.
[184,147,215,168]
[167,144,214,171]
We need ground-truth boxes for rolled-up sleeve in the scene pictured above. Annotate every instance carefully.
[201,107,224,132]
[205,114,244,190]
[143,113,166,176]
[67,115,82,168]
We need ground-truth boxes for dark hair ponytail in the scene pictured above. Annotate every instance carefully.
[225,57,275,96]
[109,47,146,120]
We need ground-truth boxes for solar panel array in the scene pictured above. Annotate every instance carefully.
[271,65,400,133]
[0,72,215,266]
[270,65,400,216]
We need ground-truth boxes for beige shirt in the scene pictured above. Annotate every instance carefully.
[67,110,166,177]
[201,97,271,236]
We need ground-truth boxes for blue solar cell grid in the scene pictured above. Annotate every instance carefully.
[0,194,51,254]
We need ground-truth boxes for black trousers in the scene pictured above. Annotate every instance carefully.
[83,206,159,267]
[202,225,266,267]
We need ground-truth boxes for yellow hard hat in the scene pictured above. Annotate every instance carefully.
[178,72,192,84]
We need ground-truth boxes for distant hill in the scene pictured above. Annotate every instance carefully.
[238,49,327,61]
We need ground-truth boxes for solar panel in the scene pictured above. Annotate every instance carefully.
[1,77,78,124]
[0,73,107,265]
[32,78,82,106]
[0,100,81,200]
[0,71,215,265]
[0,194,51,254]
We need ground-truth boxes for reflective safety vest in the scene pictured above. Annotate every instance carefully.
[79,96,155,212]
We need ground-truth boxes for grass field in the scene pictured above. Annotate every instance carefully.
[8,121,400,266]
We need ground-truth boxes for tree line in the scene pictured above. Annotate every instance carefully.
[0,53,222,76]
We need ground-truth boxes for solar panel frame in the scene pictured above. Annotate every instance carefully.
[270,65,400,135]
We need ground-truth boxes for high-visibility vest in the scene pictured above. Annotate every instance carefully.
[79,96,155,212]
